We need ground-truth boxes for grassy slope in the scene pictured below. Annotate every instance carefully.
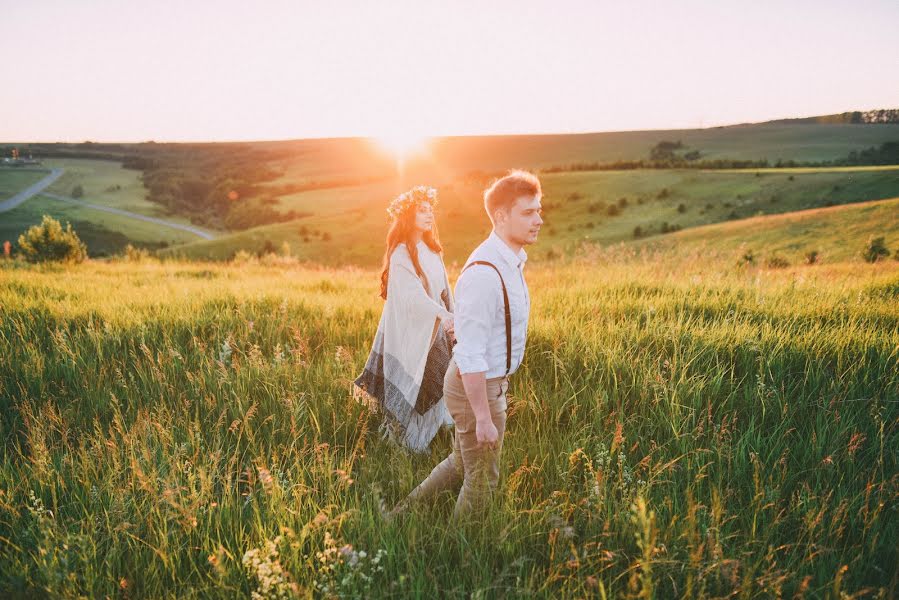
[4,122,899,259]
[0,169,47,199]
[1,159,216,256]
[253,123,899,180]
[161,167,899,266]
[630,195,899,264]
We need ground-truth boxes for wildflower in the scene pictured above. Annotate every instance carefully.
[334,346,353,366]
[258,466,274,493]
[219,338,233,364]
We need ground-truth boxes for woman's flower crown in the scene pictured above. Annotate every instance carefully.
[386,185,438,220]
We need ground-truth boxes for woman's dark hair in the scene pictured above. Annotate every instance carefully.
[380,200,442,300]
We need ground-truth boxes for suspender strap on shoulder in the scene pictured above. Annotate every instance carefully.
[461,260,511,377]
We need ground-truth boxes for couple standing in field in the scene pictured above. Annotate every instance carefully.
[353,170,544,519]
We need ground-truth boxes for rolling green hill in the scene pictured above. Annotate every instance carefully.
[160,166,899,266]
[0,160,215,256]
[3,115,899,260]
[629,195,899,265]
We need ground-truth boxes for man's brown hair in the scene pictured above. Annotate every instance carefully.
[483,169,542,223]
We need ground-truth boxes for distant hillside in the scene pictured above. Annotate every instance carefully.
[158,167,899,267]
[3,109,898,257]
[762,109,899,126]
[630,195,899,265]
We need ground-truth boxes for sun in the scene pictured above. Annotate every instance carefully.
[372,131,430,166]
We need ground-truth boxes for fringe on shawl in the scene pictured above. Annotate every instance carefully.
[353,322,454,453]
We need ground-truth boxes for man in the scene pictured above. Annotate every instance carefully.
[385,169,543,519]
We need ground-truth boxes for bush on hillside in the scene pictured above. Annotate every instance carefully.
[766,255,790,269]
[588,200,606,214]
[805,250,820,265]
[17,215,88,263]
[72,185,84,198]
[862,237,891,263]
[123,244,151,262]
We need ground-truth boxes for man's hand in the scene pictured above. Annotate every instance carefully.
[442,316,456,342]
[475,417,498,448]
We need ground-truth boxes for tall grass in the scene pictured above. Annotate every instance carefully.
[1,248,896,598]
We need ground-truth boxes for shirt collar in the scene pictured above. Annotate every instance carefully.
[488,230,527,270]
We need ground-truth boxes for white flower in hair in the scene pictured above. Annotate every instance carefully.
[386,186,438,220]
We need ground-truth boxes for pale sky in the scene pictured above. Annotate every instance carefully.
[2,0,898,142]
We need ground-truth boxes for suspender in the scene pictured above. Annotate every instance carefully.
[460,260,512,378]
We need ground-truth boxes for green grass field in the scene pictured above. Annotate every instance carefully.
[1,160,217,256]
[4,121,899,260]
[162,167,899,266]
[0,169,48,200]
[252,123,899,179]
[632,196,899,264]
[1,244,896,597]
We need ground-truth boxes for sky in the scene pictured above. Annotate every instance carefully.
[2,0,898,142]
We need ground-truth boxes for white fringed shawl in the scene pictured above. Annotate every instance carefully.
[354,242,455,452]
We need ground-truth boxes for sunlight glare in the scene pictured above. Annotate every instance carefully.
[373,131,430,168]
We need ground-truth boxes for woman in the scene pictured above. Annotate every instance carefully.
[353,185,456,453]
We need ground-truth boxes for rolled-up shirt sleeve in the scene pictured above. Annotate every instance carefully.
[452,266,499,374]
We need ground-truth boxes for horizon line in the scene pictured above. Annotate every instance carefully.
[3,106,896,146]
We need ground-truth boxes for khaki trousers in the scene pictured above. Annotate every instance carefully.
[396,357,509,519]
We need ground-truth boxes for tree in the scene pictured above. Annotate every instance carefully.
[17,215,88,263]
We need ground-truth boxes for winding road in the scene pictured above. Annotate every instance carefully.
[0,168,64,212]
[0,168,215,240]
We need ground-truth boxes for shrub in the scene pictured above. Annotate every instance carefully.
[617,197,628,208]
[606,204,620,217]
[862,236,890,263]
[72,185,84,198]
[257,240,277,257]
[17,215,88,263]
[766,255,790,269]
[805,250,819,265]
[657,188,670,200]
[739,249,755,265]
[677,203,687,213]
[322,232,332,242]
[123,244,151,262]
[568,192,583,201]
[633,225,643,238]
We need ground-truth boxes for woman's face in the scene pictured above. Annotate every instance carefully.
[413,202,435,233]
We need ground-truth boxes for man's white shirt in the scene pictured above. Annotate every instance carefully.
[452,231,531,378]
